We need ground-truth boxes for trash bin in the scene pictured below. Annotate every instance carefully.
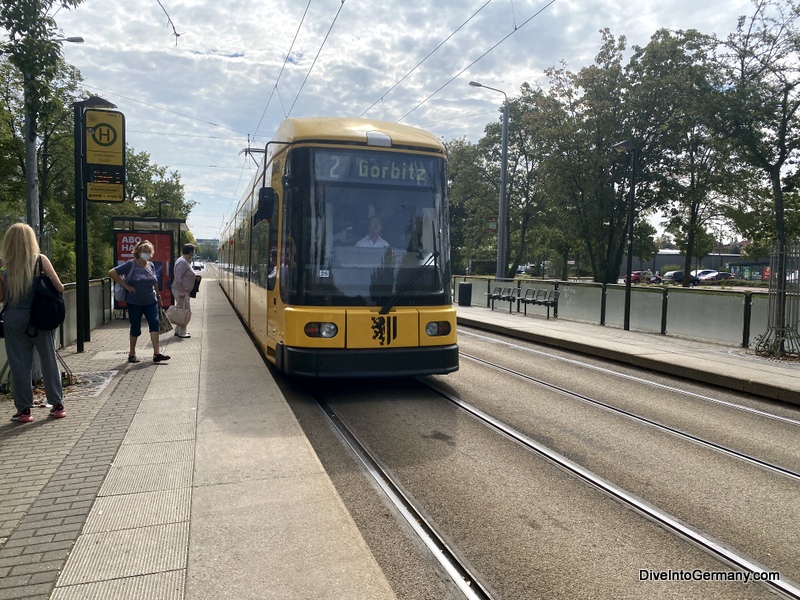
[458,282,472,307]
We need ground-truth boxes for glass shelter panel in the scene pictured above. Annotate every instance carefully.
[666,289,745,345]
[557,283,604,323]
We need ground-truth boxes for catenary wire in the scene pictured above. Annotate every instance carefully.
[397,0,555,123]
[287,0,346,117]
[358,0,494,118]
[252,0,313,140]
[83,85,250,135]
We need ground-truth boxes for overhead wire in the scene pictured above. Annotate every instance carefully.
[397,0,555,123]
[83,85,250,135]
[287,0,346,117]
[252,0,313,140]
[358,0,494,118]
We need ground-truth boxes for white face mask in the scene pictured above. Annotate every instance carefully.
[140,253,152,261]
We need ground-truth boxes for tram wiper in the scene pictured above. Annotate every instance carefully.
[379,251,439,315]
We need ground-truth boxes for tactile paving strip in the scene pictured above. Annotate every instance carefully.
[84,488,191,533]
[112,440,194,467]
[56,522,188,585]
[50,570,185,600]
[98,460,193,496]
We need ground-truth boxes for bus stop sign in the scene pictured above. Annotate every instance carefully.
[84,109,126,202]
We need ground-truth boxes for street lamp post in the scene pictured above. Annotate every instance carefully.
[22,36,83,239]
[612,140,639,331]
[470,81,509,280]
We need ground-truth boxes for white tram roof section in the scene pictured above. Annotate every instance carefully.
[273,117,446,153]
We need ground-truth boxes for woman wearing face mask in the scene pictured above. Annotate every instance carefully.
[108,240,170,364]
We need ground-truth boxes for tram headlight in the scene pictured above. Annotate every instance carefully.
[425,321,451,337]
[304,322,339,338]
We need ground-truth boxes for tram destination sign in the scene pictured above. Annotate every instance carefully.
[315,150,438,188]
[84,109,126,202]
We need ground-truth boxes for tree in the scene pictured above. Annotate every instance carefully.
[0,0,178,244]
[446,137,496,273]
[714,0,800,355]
[0,0,83,236]
[541,30,633,283]
[627,28,736,286]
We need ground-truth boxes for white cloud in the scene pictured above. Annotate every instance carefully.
[51,0,755,238]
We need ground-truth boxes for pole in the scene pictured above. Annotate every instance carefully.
[497,99,509,280]
[74,102,88,352]
[23,73,40,239]
[469,81,509,280]
[623,151,637,331]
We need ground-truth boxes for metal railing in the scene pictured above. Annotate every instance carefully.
[454,276,772,348]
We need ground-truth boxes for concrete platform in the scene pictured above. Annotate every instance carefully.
[0,278,395,600]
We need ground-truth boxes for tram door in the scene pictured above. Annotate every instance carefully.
[249,220,270,344]
[264,185,281,345]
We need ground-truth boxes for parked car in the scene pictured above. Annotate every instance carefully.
[624,271,645,284]
[691,269,718,281]
[715,272,734,280]
[662,270,700,286]
[192,262,205,271]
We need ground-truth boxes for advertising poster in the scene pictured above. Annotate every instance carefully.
[113,231,174,307]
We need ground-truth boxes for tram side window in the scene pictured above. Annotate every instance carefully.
[251,190,280,291]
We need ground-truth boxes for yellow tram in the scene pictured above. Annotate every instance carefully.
[219,117,458,377]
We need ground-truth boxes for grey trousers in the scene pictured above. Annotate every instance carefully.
[3,306,63,412]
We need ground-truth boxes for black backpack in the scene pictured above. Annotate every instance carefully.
[27,256,65,336]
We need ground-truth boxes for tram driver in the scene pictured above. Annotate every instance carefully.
[355,215,390,248]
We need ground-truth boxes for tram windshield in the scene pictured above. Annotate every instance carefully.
[283,148,450,307]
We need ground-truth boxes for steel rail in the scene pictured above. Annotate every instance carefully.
[316,399,495,600]
[459,329,800,427]
[422,378,800,599]
[460,352,800,483]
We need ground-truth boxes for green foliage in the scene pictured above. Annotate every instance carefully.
[446,137,497,273]
[712,0,800,252]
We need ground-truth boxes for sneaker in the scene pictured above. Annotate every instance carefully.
[50,404,67,419]
[174,333,191,338]
[11,409,33,423]
[153,353,171,363]
[128,355,140,363]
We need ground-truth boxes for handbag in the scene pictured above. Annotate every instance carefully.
[27,256,65,336]
[114,280,126,302]
[166,305,189,327]
[158,306,173,334]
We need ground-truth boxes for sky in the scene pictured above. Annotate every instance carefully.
[50,0,756,241]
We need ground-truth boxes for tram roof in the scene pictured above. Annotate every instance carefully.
[273,117,445,154]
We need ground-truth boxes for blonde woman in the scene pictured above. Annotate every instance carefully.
[107,240,170,364]
[0,223,66,423]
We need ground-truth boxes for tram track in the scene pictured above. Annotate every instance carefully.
[459,351,800,484]
[316,397,495,600]
[417,377,800,599]
[458,329,800,427]
[310,374,799,599]
[291,329,800,597]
